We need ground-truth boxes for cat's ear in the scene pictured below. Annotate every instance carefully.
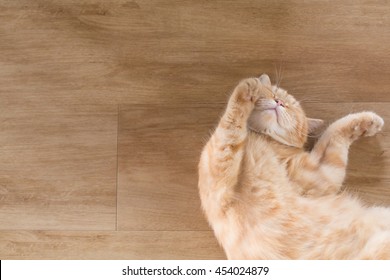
[259,74,271,87]
[307,118,324,135]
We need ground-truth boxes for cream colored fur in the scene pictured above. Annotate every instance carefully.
[198,75,390,259]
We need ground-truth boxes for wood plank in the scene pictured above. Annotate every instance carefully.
[0,105,117,230]
[0,0,389,106]
[0,230,225,260]
[117,104,224,230]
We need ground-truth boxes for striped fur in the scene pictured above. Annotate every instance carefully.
[198,75,390,259]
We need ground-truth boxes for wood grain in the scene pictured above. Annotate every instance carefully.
[0,0,389,259]
[0,230,224,259]
[117,104,223,230]
[1,0,389,107]
[0,105,118,230]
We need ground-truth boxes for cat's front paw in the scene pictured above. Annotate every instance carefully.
[350,112,384,139]
[234,78,262,103]
[233,78,273,104]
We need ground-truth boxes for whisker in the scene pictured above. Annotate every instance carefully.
[279,110,324,140]
[274,61,284,89]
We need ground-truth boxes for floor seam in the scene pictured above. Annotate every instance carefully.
[116,104,120,231]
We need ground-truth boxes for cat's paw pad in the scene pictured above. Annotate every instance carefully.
[235,78,262,103]
[351,112,384,138]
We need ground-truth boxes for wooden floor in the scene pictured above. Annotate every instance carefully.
[0,0,390,259]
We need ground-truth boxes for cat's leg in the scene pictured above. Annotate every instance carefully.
[199,78,272,202]
[290,112,384,196]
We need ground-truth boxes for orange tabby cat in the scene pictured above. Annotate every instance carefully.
[198,74,390,259]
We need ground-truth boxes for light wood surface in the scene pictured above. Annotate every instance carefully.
[118,104,222,231]
[0,230,224,260]
[0,0,390,259]
[0,105,118,230]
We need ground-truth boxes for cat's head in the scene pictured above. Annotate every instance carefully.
[248,74,323,148]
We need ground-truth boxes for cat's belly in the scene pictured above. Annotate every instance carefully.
[211,192,390,259]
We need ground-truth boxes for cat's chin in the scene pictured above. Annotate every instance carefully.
[248,126,304,148]
[266,132,297,147]
[263,109,279,123]
[248,110,278,132]
[248,111,306,148]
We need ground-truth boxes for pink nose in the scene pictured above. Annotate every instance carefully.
[275,99,285,107]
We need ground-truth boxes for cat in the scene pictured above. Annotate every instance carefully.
[198,74,390,259]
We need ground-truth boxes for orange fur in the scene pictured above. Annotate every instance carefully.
[198,74,389,259]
